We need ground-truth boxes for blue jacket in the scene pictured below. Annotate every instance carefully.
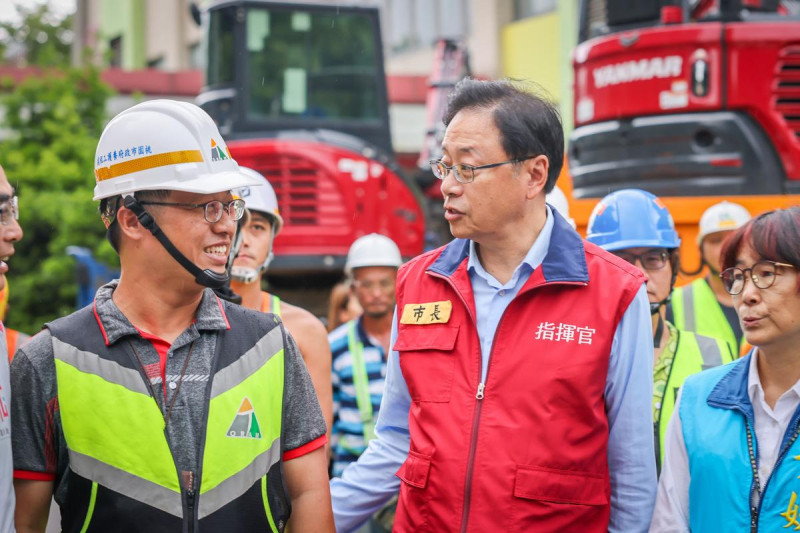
[680,351,800,532]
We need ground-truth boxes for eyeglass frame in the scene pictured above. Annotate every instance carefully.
[719,260,797,295]
[138,198,246,223]
[0,196,19,226]
[611,249,671,271]
[351,277,396,293]
[429,155,539,184]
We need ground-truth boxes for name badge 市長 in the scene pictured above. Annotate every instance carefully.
[400,301,452,325]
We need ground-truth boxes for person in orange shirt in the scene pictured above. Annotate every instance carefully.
[0,278,30,362]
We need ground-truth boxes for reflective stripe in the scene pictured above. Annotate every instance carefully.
[682,283,696,332]
[53,337,149,395]
[210,326,284,399]
[696,334,723,370]
[94,150,203,181]
[68,449,183,517]
[198,439,281,518]
[261,475,278,533]
[79,482,98,533]
[55,357,180,495]
[348,322,375,444]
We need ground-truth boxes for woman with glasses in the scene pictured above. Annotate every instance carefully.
[586,189,733,474]
[651,207,800,532]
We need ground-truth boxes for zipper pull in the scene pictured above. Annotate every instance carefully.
[476,382,485,400]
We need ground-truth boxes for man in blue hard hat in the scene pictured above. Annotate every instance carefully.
[586,189,733,473]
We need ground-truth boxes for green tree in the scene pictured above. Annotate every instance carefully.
[0,66,116,333]
[0,2,73,67]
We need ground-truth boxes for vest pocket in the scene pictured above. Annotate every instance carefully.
[395,450,433,530]
[394,325,459,402]
[511,465,609,528]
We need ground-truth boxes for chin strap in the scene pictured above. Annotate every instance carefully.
[123,196,229,290]
[230,211,277,284]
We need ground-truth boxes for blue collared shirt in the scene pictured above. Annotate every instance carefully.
[331,207,656,532]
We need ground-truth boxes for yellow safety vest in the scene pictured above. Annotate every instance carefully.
[672,278,747,357]
[654,327,733,471]
[50,304,289,532]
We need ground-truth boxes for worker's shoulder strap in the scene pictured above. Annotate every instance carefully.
[347,320,375,444]
[260,291,281,317]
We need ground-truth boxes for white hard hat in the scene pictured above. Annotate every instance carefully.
[697,201,751,244]
[93,99,262,200]
[345,233,403,274]
[234,167,284,235]
[546,186,576,228]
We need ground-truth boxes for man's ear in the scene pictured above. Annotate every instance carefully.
[115,206,146,242]
[524,155,549,200]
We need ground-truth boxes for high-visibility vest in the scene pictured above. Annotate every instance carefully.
[654,327,733,471]
[347,321,375,444]
[49,303,290,532]
[672,278,746,357]
[260,291,282,317]
[5,328,29,362]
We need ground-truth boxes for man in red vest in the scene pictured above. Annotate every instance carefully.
[330,79,657,532]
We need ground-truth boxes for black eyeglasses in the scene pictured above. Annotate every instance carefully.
[0,196,19,226]
[429,156,538,184]
[720,260,796,295]
[139,199,246,223]
[612,250,670,271]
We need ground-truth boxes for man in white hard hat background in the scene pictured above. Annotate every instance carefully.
[329,234,401,477]
[231,168,333,445]
[10,100,333,532]
[328,234,402,532]
[668,201,752,357]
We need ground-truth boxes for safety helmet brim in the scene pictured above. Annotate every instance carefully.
[598,237,680,253]
[93,169,263,201]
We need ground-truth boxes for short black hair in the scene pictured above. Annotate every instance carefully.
[443,78,564,193]
[102,189,171,253]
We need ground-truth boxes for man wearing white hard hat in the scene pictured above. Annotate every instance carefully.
[329,235,401,532]
[546,185,576,229]
[10,100,333,532]
[669,201,752,356]
[231,168,333,445]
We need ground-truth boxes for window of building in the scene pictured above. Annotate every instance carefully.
[384,0,469,54]
[108,35,122,68]
[514,0,557,20]
[189,41,202,70]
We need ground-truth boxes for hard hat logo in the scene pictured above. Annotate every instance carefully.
[92,99,263,201]
[210,139,231,162]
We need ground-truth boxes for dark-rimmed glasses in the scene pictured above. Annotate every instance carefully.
[720,260,796,295]
[429,156,538,184]
[612,250,670,271]
[0,196,19,226]
[139,199,246,223]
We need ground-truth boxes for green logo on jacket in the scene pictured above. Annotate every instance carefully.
[227,397,262,439]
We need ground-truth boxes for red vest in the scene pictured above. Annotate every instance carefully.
[392,217,645,533]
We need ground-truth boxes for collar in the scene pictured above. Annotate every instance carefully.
[466,205,554,288]
[93,280,230,346]
[747,349,800,406]
[430,203,588,283]
[707,350,755,420]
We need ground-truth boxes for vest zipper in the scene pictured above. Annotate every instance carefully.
[187,489,196,533]
[427,270,587,533]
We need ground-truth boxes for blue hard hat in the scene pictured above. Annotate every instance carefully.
[586,189,680,252]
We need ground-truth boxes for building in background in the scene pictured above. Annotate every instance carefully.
[68,0,578,158]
